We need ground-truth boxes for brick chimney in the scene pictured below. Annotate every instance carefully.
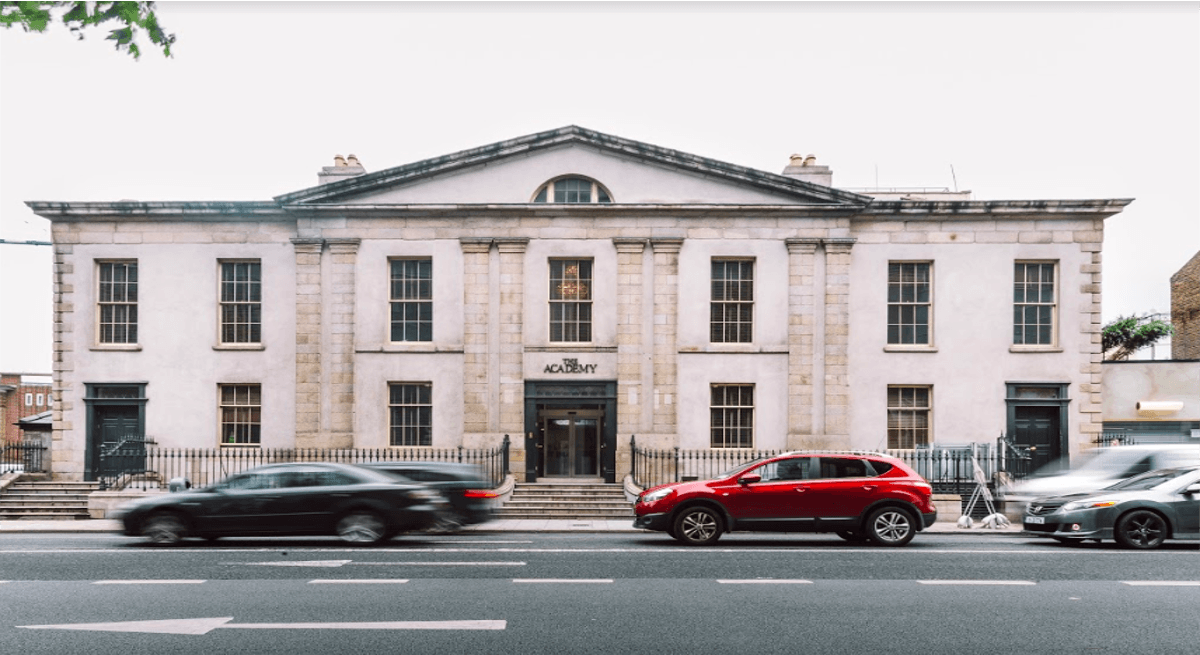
[318,153,366,185]
[781,154,832,187]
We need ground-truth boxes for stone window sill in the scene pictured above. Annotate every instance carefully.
[1009,346,1064,354]
[213,344,265,351]
[90,344,141,352]
[883,345,938,353]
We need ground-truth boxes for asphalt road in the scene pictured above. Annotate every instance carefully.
[2,532,1199,654]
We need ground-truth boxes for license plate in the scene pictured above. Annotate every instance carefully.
[1026,516,1045,525]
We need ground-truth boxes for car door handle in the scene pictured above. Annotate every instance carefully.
[795,487,808,493]
[861,485,876,491]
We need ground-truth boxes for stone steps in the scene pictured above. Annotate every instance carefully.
[0,481,99,520]
[496,481,633,520]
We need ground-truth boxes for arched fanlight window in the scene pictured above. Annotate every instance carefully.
[532,176,612,203]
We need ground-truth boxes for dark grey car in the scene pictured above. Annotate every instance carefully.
[361,462,497,530]
[114,462,448,545]
[1023,466,1200,549]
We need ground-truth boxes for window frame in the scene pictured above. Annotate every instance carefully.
[548,258,593,343]
[887,385,932,450]
[1012,261,1059,348]
[886,261,933,347]
[710,383,755,449]
[219,383,262,447]
[96,260,139,345]
[388,382,433,447]
[388,257,434,343]
[218,260,263,346]
[531,176,613,204]
[710,258,755,344]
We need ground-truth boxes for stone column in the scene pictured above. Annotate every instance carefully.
[785,238,820,448]
[292,238,324,445]
[1077,224,1105,452]
[459,238,493,436]
[650,238,684,436]
[613,238,649,438]
[326,238,359,447]
[50,232,76,479]
[495,238,529,435]
[823,238,855,443]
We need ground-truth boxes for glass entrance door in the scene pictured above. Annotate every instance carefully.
[541,409,602,477]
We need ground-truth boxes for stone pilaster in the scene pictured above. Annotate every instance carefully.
[459,238,493,435]
[496,238,529,434]
[1077,224,1105,449]
[326,239,359,446]
[650,238,684,435]
[291,238,324,443]
[50,235,76,479]
[613,238,648,435]
[785,238,820,447]
[823,238,855,443]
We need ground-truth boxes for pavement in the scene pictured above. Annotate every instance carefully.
[0,518,1024,534]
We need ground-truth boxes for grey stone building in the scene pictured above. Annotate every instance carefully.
[28,126,1131,482]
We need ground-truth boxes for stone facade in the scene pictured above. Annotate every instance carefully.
[1172,251,1200,360]
[27,126,1132,483]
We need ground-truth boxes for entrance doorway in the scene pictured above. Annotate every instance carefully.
[83,383,147,482]
[523,381,617,483]
[541,409,603,477]
[1005,383,1069,473]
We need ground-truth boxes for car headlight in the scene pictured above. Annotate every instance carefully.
[1061,499,1117,512]
[640,488,674,504]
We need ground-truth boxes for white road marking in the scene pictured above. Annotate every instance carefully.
[18,617,506,635]
[93,580,206,585]
[241,560,352,567]
[307,579,409,584]
[717,579,813,584]
[353,561,526,567]
[1122,581,1200,586]
[513,579,613,584]
[917,580,1036,586]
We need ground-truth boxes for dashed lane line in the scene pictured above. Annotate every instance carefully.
[512,579,613,584]
[917,580,1036,586]
[718,579,814,584]
[93,580,206,585]
[307,579,410,584]
[1121,581,1200,586]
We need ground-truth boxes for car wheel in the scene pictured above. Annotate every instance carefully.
[142,512,186,546]
[837,530,866,542]
[336,511,388,545]
[865,507,916,547]
[673,506,722,546]
[1114,510,1167,550]
[427,510,466,534]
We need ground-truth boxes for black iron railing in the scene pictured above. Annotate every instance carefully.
[99,436,512,491]
[1,440,48,474]
[630,436,1034,496]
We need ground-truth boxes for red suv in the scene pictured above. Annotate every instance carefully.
[634,452,936,546]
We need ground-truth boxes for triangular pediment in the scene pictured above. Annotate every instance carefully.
[274,126,869,207]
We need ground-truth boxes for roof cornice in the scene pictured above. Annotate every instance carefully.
[26,201,287,221]
[861,198,1134,219]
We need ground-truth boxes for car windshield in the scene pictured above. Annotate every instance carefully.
[1104,468,1195,491]
[720,458,771,478]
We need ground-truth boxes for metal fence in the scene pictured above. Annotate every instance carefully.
[630,436,1034,495]
[1,440,48,474]
[99,436,512,491]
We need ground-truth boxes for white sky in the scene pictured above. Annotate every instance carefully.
[2,1,1197,373]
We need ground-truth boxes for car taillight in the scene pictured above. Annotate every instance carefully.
[463,490,500,499]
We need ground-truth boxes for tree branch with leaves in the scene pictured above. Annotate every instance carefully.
[1,1,175,59]
[1102,314,1174,361]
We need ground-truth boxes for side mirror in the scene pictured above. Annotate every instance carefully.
[168,477,192,492]
[1184,483,1200,494]
[739,473,761,485]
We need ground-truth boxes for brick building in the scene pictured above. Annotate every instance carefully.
[28,126,1131,483]
[0,373,52,444]
[1171,251,1200,360]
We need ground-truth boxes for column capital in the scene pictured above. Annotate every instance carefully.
[823,237,857,254]
[326,238,361,254]
[495,237,530,254]
[785,238,821,254]
[291,237,323,253]
[459,237,492,253]
[649,237,684,254]
[612,237,648,253]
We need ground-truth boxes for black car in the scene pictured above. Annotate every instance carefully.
[361,461,497,530]
[1023,466,1200,549]
[114,462,448,545]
